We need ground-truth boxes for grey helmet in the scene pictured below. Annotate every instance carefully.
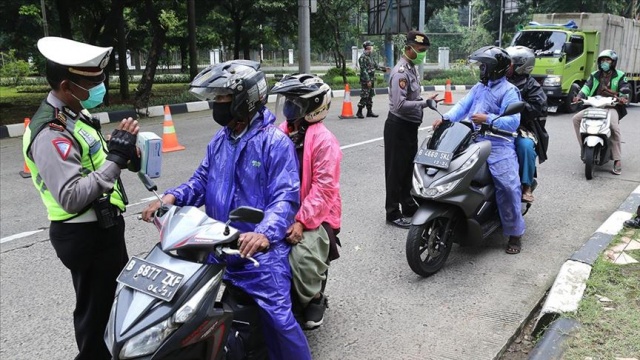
[189,60,268,120]
[597,49,618,71]
[505,46,535,76]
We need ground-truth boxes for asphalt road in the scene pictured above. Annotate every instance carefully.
[1,91,639,360]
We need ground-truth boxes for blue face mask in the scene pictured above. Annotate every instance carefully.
[71,82,106,109]
[600,62,611,72]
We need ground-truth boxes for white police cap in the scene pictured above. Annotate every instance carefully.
[37,37,112,77]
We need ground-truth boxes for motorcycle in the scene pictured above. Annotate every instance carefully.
[576,96,619,180]
[405,99,530,277]
[105,173,271,360]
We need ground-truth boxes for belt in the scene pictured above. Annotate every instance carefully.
[64,208,122,223]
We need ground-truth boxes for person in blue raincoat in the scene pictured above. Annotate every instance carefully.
[142,60,311,359]
[433,46,526,254]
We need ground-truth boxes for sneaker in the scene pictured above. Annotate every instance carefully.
[386,217,411,229]
[303,294,327,329]
[623,217,640,229]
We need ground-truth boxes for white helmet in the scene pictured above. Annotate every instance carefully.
[505,46,535,76]
[270,74,332,124]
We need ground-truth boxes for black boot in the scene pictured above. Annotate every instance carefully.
[366,106,379,118]
[356,106,364,119]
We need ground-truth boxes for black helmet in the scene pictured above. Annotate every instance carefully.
[270,74,332,123]
[469,46,511,84]
[363,41,374,49]
[189,60,268,120]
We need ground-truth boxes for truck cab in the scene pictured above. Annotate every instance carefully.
[511,22,598,113]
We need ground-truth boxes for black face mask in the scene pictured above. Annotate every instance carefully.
[212,102,234,127]
[287,119,309,149]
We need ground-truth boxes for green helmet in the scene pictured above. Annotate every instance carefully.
[597,49,618,70]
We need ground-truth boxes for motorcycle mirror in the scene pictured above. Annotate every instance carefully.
[229,206,265,224]
[500,101,525,117]
[137,172,163,203]
[425,98,439,111]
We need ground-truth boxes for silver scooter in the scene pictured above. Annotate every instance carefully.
[105,173,268,360]
[405,100,527,277]
[577,96,619,180]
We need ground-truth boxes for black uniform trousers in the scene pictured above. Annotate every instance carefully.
[384,112,420,220]
[49,215,128,360]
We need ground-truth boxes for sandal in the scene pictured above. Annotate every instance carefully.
[521,185,534,203]
[506,236,521,255]
[612,160,622,175]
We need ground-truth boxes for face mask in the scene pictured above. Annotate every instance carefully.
[600,62,611,72]
[212,102,234,127]
[71,82,106,109]
[408,46,427,65]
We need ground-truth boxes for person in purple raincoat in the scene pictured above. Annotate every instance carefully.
[142,60,311,359]
[433,46,526,254]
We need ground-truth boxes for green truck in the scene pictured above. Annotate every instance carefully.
[511,13,640,113]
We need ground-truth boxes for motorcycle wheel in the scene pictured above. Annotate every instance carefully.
[584,146,596,180]
[406,217,454,277]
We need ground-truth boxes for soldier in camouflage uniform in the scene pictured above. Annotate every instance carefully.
[357,40,388,118]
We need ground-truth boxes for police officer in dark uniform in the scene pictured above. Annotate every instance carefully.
[22,37,140,360]
[384,31,438,228]
[357,40,389,118]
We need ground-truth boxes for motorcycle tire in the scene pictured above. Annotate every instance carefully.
[406,217,454,277]
[584,146,596,180]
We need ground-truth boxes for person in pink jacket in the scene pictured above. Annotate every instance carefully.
[271,74,343,329]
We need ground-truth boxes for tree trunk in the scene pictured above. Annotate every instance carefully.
[117,10,129,101]
[179,42,188,73]
[233,20,242,59]
[187,0,198,79]
[55,0,72,39]
[134,0,167,110]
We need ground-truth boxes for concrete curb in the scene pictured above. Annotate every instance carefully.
[0,85,474,139]
[530,185,640,357]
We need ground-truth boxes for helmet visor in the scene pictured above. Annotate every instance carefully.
[189,86,233,101]
[282,97,309,122]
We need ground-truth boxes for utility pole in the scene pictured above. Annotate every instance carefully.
[498,0,504,47]
[40,0,49,36]
[187,0,198,80]
[298,0,311,74]
[418,0,425,80]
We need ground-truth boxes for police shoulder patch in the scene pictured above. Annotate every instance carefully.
[52,137,72,160]
[399,78,407,90]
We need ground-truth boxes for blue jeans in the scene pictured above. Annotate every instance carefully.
[515,136,537,186]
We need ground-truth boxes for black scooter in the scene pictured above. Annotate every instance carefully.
[405,100,533,277]
[105,174,270,359]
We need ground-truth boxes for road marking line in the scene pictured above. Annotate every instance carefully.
[1,230,44,244]
[339,126,431,150]
[4,127,434,244]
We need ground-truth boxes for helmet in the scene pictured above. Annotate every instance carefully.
[505,46,535,76]
[363,41,374,49]
[189,60,268,120]
[597,49,618,70]
[270,74,332,123]
[469,46,511,84]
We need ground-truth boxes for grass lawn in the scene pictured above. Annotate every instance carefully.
[562,226,640,359]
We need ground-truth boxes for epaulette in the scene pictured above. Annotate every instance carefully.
[48,122,65,132]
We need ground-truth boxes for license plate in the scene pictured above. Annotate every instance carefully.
[414,148,453,169]
[117,257,185,302]
[547,105,558,113]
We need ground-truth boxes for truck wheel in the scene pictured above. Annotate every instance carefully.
[562,83,582,113]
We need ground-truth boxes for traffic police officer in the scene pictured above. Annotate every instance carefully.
[384,30,438,228]
[357,40,388,118]
[22,37,139,360]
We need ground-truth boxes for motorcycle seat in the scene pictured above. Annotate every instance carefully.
[471,163,493,187]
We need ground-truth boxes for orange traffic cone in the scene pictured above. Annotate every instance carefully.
[19,118,31,178]
[161,105,185,153]
[442,79,454,105]
[338,84,355,119]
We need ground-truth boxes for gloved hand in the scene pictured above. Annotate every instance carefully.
[107,129,137,168]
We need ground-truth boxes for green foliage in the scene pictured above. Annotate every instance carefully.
[324,67,356,79]
[18,4,40,17]
[0,50,32,86]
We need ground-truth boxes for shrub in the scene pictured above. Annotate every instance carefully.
[0,50,32,86]
[323,66,356,79]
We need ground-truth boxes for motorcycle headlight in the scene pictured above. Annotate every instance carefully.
[542,75,562,87]
[419,179,461,198]
[173,271,222,324]
[119,318,177,359]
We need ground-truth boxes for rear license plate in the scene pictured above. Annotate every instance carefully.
[414,148,452,169]
[117,257,185,302]
[547,105,558,113]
